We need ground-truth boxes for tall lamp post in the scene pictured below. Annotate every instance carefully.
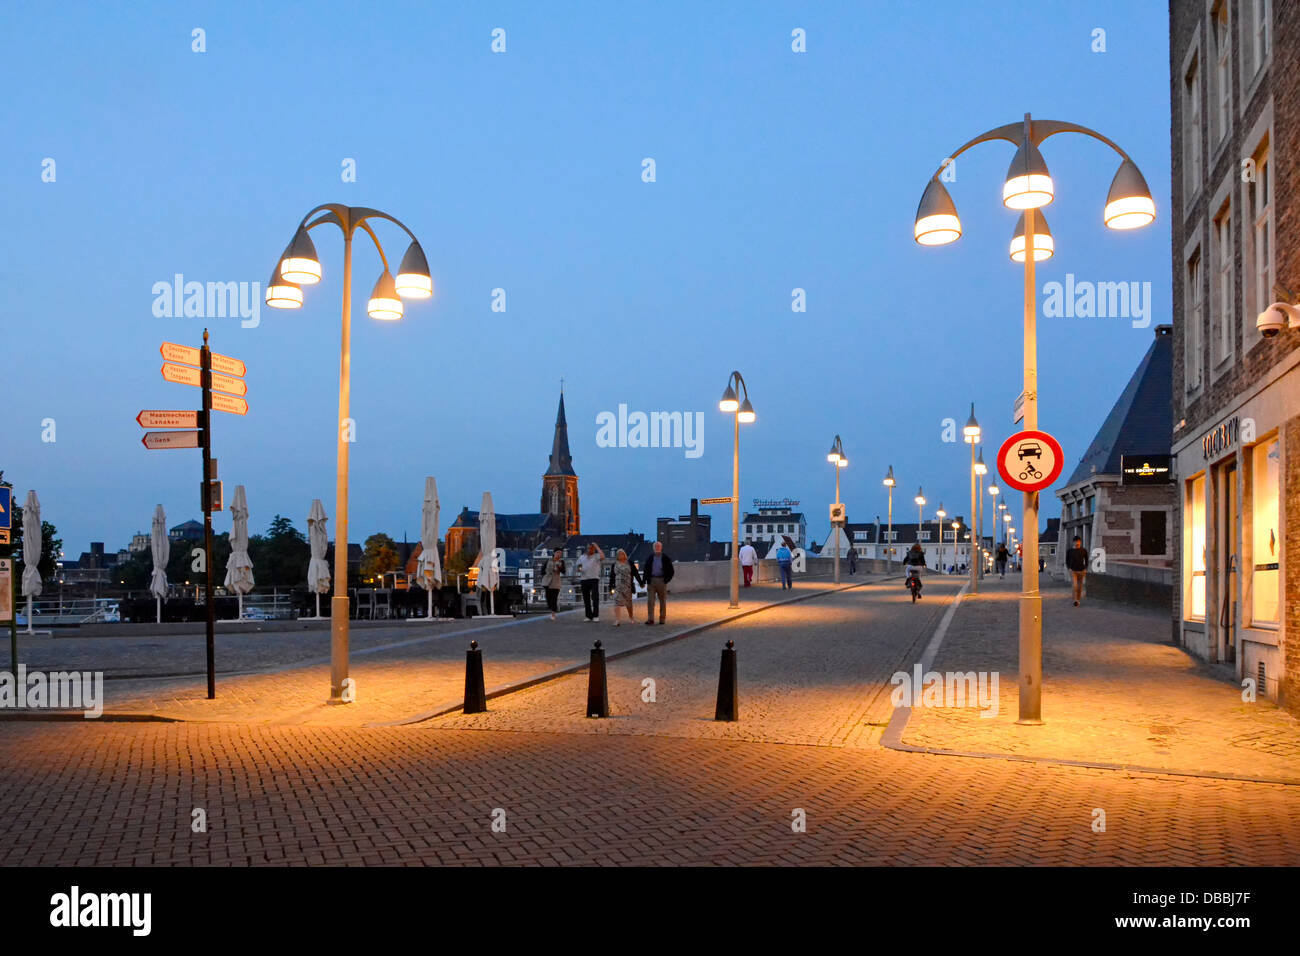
[265,204,434,701]
[827,435,848,584]
[883,466,896,571]
[975,450,988,578]
[963,404,981,593]
[935,504,947,572]
[719,371,755,608]
[913,113,1155,724]
[914,488,926,545]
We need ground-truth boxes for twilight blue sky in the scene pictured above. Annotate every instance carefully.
[1,0,1171,554]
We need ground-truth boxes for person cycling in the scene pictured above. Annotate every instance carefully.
[903,542,927,596]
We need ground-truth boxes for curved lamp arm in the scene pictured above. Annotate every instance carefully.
[925,115,1137,182]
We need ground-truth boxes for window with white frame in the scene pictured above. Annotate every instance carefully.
[1249,141,1273,323]
[1185,249,1203,392]
[1212,0,1231,144]
[1246,0,1270,79]
[1212,200,1232,366]
[1184,54,1202,196]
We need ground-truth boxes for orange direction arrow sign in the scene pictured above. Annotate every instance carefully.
[160,363,248,397]
[211,392,248,416]
[159,342,247,378]
[211,371,247,397]
[137,409,199,429]
[142,430,200,450]
[161,362,201,387]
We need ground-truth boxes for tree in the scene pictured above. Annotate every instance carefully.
[9,509,62,582]
[360,532,400,582]
[249,515,309,586]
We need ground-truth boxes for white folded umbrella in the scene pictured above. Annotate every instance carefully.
[149,504,169,623]
[223,484,255,618]
[306,498,330,619]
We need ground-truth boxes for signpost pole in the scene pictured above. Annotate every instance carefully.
[1019,193,1042,725]
[201,330,216,699]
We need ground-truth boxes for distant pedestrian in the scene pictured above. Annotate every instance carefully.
[644,541,674,625]
[578,542,605,621]
[996,543,1009,577]
[738,541,758,586]
[607,549,642,626]
[775,542,793,589]
[848,547,858,575]
[540,549,566,620]
[1065,536,1088,606]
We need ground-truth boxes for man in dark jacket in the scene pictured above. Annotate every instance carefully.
[1065,536,1089,606]
[644,541,674,625]
[903,542,926,596]
[995,543,1009,577]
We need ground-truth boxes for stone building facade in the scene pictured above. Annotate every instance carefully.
[1170,0,1298,714]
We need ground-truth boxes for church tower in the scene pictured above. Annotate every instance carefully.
[541,391,580,536]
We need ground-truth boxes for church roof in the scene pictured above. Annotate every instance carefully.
[545,392,576,477]
[1063,325,1172,487]
[448,508,555,533]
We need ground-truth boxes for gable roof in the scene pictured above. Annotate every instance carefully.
[1064,325,1172,486]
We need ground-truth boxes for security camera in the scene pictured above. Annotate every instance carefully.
[1257,302,1300,338]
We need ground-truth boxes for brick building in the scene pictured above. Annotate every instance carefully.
[1056,325,1176,571]
[1170,0,1297,713]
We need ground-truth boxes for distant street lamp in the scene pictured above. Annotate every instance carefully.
[827,435,848,584]
[914,488,926,544]
[963,404,981,593]
[914,113,1154,723]
[719,371,755,608]
[883,466,897,571]
[935,504,947,572]
[266,204,434,701]
[975,450,989,579]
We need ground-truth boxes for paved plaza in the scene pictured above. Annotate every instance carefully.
[1,571,1298,865]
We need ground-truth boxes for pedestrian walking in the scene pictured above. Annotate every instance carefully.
[738,541,758,587]
[607,549,642,626]
[578,542,605,621]
[540,549,566,620]
[1065,535,1089,606]
[775,542,793,589]
[643,541,674,625]
[848,546,858,575]
[996,543,1009,577]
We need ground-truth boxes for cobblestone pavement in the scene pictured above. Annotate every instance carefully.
[0,720,1296,866]
[435,578,955,747]
[71,578,866,726]
[902,577,1300,783]
[3,572,1298,866]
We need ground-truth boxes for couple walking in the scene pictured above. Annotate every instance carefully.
[538,541,675,625]
[737,540,796,589]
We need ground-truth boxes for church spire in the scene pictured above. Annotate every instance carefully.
[545,391,576,477]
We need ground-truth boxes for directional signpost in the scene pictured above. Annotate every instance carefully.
[141,430,201,450]
[140,331,248,699]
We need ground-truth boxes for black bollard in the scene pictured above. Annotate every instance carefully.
[464,640,487,714]
[586,640,610,718]
[714,639,738,721]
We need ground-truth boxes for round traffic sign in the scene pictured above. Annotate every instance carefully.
[996,430,1064,493]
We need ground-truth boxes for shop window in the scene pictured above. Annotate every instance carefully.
[1250,439,1280,625]
[1140,510,1167,555]
[1187,475,1206,619]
